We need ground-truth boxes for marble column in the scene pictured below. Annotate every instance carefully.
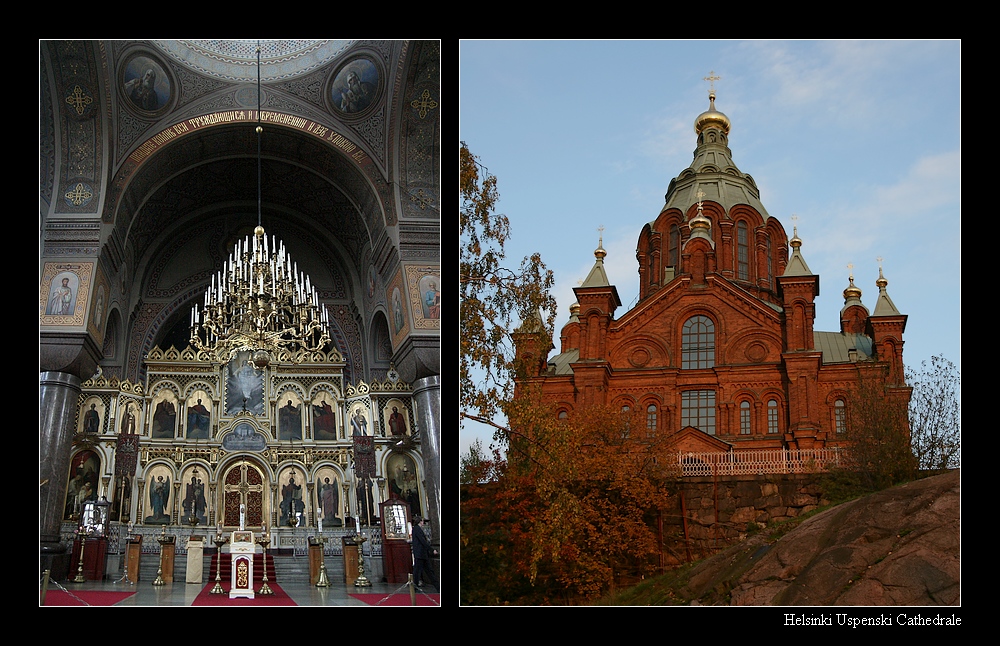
[412,375,440,541]
[39,371,82,579]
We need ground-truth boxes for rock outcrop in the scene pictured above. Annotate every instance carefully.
[679,470,959,605]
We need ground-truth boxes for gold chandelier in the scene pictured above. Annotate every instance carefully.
[188,42,331,370]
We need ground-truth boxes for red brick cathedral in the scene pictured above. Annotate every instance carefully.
[514,89,909,459]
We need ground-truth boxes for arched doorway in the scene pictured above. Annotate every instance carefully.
[220,458,268,528]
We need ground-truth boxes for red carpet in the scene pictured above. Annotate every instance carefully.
[41,590,136,606]
[192,581,296,606]
[350,593,440,606]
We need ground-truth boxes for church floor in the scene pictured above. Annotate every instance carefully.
[41,576,439,607]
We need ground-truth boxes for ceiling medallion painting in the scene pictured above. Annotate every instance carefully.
[329,56,381,117]
[120,52,172,115]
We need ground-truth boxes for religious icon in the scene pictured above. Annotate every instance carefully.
[391,287,405,334]
[279,470,306,527]
[384,400,408,437]
[145,471,171,524]
[312,395,338,441]
[332,58,379,114]
[46,273,77,316]
[187,393,211,439]
[182,468,208,525]
[151,393,177,438]
[82,401,101,434]
[226,351,263,415]
[122,55,169,112]
[420,275,440,320]
[350,405,369,436]
[278,396,303,440]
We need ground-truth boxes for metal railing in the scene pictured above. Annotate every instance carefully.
[669,447,846,477]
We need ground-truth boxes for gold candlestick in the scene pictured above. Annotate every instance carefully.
[316,535,330,587]
[354,533,371,587]
[72,532,88,583]
[211,533,227,594]
[257,531,273,595]
[152,528,170,586]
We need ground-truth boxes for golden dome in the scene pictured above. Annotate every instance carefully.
[694,92,731,136]
[843,276,862,301]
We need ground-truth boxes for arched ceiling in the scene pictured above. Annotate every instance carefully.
[40,39,440,383]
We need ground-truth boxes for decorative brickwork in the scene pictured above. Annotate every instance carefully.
[515,94,909,457]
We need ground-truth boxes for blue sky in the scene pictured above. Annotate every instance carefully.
[458,40,961,461]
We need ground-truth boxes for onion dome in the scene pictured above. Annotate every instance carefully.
[872,262,901,316]
[843,274,862,302]
[694,90,731,136]
[876,265,888,289]
[782,225,813,276]
[594,234,607,261]
[581,231,611,288]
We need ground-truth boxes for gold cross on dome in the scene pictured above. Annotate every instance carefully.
[876,256,883,268]
[704,71,721,93]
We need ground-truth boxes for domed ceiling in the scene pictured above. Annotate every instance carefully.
[153,39,356,81]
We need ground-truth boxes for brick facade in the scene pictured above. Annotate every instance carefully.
[514,92,909,456]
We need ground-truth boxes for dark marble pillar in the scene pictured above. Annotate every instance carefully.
[39,371,82,579]
[411,375,440,541]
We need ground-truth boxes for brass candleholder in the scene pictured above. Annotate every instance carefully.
[353,533,371,587]
[211,533,227,594]
[72,531,89,583]
[257,531,273,595]
[152,528,170,586]
[315,535,330,588]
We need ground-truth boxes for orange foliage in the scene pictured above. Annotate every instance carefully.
[461,389,676,604]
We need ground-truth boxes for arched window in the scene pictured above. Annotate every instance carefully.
[621,405,631,438]
[737,220,749,281]
[681,390,716,435]
[766,235,773,287]
[682,316,715,369]
[558,410,568,421]
[668,224,680,268]
[834,399,846,434]
[767,399,779,434]
[740,401,751,435]
[646,404,657,438]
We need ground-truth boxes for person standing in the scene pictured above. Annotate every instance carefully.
[410,515,438,592]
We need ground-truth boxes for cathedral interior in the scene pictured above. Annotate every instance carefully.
[39,40,441,585]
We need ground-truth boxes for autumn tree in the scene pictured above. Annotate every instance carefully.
[840,364,917,492]
[461,390,676,604]
[460,142,556,440]
[907,355,961,471]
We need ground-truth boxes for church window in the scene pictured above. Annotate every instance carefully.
[740,401,751,434]
[834,399,846,434]
[621,405,631,437]
[646,404,657,438]
[558,410,568,421]
[681,390,716,435]
[737,221,749,281]
[766,235,773,286]
[669,224,679,268]
[682,316,715,369]
[767,399,779,434]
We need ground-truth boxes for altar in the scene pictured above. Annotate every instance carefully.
[229,530,255,599]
